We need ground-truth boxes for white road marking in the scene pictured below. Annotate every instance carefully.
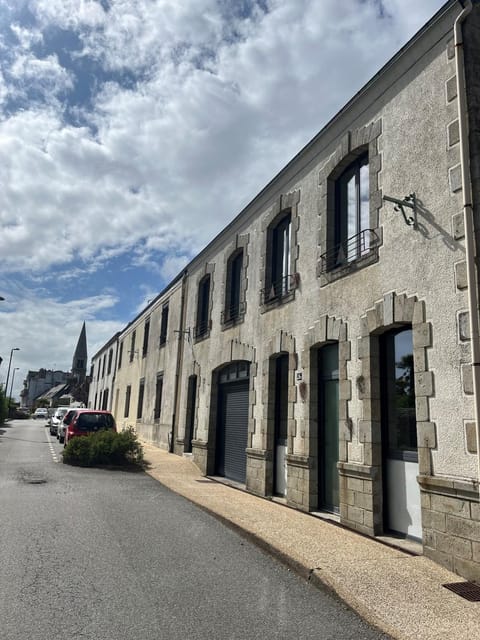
[45,427,60,463]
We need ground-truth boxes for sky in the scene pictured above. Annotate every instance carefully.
[0,0,448,401]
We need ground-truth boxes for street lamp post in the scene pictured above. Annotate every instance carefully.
[4,347,20,397]
[8,367,19,405]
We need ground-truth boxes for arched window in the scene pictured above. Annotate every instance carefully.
[223,249,244,323]
[334,153,370,265]
[195,274,211,339]
[264,211,293,303]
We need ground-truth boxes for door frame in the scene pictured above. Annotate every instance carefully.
[213,361,250,483]
[317,343,340,513]
[271,353,289,496]
[379,326,421,539]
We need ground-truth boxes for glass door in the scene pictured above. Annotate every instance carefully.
[318,343,339,512]
[381,328,421,539]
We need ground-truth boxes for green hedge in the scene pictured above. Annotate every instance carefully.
[62,428,144,467]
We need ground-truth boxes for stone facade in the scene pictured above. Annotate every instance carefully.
[88,2,480,583]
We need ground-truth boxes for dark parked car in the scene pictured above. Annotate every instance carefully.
[64,410,116,446]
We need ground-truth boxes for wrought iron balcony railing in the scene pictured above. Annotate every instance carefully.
[193,319,210,339]
[260,273,299,305]
[221,300,246,324]
[319,229,379,274]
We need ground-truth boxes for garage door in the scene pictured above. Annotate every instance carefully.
[216,379,249,483]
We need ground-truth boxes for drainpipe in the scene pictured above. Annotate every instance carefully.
[454,0,480,496]
[169,270,188,453]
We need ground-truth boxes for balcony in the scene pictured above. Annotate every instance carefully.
[221,300,246,325]
[193,319,210,340]
[260,273,299,306]
[319,229,380,275]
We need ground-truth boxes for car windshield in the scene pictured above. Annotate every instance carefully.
[63,411,77,424]
[76,413,114,431]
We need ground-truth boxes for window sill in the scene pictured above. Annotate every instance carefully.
[193,330,210,344]
[260,289,296,313]
[318,248,379,287]
[221,314,245,330]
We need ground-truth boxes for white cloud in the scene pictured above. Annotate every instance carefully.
[0,0,447,277]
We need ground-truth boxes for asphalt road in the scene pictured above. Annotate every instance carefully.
[0,419,391,640]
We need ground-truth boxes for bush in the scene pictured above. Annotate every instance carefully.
[62,428,144,467]
[63,435,92,466]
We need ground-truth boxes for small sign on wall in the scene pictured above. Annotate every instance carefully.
[296,371,303,382]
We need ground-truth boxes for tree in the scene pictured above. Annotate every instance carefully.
[0,385,8,424]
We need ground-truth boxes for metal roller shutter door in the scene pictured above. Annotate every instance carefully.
[218,380,249,483]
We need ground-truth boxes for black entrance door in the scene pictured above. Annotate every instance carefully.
[184,375,197,454]
[216,363,250,483]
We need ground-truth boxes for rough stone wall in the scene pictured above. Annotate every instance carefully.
[420,475,480,582]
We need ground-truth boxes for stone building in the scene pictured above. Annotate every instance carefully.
[107,275,186,451]
[88,332,120,413]
[88,1,480,582]
[21,369,69,408]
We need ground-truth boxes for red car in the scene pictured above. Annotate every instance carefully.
[64,410,116,446]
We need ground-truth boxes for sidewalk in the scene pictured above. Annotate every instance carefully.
[141,443,479,640]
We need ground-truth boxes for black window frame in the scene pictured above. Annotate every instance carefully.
[102,388,109,410]
[159,304,169,347]
[223,249,244,324]
[107,348,113,375]
[142,319,150,358]
[262,210,297,305]
[380,327,418,463]
[194,274,211,339]
[124,385,131,418]
[154,374,163,421]
[118,341,123,369]
[332,152,371,270]
[136,379,145,420]
[129,330,136,363]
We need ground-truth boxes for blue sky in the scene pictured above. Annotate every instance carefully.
[0,0,446,400]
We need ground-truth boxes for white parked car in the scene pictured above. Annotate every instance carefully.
[49,407,71,436]
[33,407,49,420]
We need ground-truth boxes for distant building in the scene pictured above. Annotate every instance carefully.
[87,332,121,412]
[21,370,69,408]
[21,322,89,408]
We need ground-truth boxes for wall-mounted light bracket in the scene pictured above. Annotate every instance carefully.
[174,327,191,342]
[383,192,417,228]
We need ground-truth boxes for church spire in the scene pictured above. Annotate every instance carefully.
[71,322,87,382]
